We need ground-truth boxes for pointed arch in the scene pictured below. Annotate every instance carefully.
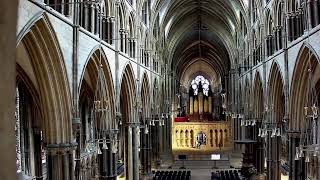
[253,71,264,120]
[79,47,116,130]
[17,15,72,144]
[243,77,251,113]
[141,72,151,118]
[290,44,320,130]
[268,62,285,123]
[275,0,285,26]
[120,63,136,123]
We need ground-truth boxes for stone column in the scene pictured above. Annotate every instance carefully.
[90,4,95,33]
[124,30,128,54]
[132,125,140,180]
[119,29,124,52]
[267,134,273,180]
[0,1,19,179]
[314,0,319,26]
[126,126,133,180]
[128,39,132,57]
[257,135,265,174]
[101,17,106,40]
[271,136,281,180]
[33,129,43,180]
[132,40,136,59]
[46,144,75,180]
[307,0,313,28]
[110,17,115,45]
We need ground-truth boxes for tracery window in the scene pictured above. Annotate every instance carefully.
[45,0,70,16]
[191,75,210,96]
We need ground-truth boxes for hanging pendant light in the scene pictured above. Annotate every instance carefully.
[97,142,102,155]
[258,128,262,137]
[299,148,304,158]
[271,128,276,138]
[102,140,108,150]
[305,152,310,163]
[261,130,267,138]
[112,141,118,154]
[295,147,300,160]
[251,119,256,126]
[276,128,281,136]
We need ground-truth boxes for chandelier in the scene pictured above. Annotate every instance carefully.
[258,104,281,138]
[143,113,166,135]
[86,61,118,156]
[295,53,320,162]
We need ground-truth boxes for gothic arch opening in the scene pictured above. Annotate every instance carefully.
[119,63,137,180]
[16,16,72,179]
[290,45,320,179]
[267,62,285,180]
[140,72,151,175]
[253,71,265,174]
[77,48,116,179]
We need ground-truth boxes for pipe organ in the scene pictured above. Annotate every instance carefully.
[188,80,214,121]
[172,75,231,153]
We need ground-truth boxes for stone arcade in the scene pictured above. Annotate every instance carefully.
[1,0,320,180]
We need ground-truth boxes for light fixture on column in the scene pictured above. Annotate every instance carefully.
[258,104,281,138]
[102,139,108,150]
[144,124,149,134]
[251,119,256,126]
[295,47,320,161]
[88,0,121,157]
[295,103,320,161]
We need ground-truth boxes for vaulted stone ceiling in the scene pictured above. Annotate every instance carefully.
[153,0,247,83]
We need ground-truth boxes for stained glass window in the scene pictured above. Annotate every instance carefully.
[15,87,22,173]
[191,75,210,96]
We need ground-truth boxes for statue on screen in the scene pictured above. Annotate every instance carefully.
[196,131,207,148]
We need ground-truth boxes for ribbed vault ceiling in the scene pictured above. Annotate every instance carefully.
[153,0,247,83]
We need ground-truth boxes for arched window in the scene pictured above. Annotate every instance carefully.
[251,1,258,22]
[45,0,70,16]
[118,6,125,52]
[128,16,135,58]
[266,12,274,56]
[276,2,284,50]
[191,75,210,96]
[142,1,148,25]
